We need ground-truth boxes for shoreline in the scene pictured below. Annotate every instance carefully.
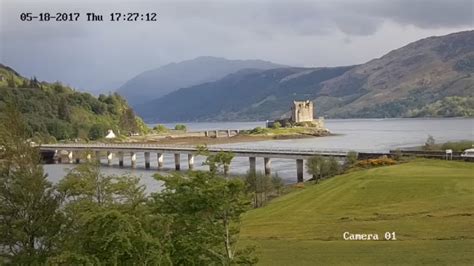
[122,132,334,146]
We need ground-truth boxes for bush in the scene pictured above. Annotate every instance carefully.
[153,124,168,133]
[249,127,270,135]
[440,140,474,152]
[174,124,187,131]
[392,149,403,161]
[354,156,397,168]
[272,122,281,129]
[345,151,358,166]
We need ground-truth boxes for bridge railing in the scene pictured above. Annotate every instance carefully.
[39,143,349,156]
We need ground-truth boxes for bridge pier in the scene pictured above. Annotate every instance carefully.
[188,154,194,170]
[249,157,256,175]
[118,152,124,167]
[264,157,271,176]
[68,151,74,164]
[144,152,151,169]
[107,152,113,166]
[75,156,80,164]
[227,130,231,137]
[296,159,304,183]
[157,153,164,169]
[95,151,101,163]
[174,154,181,170]
[131,152,136,168]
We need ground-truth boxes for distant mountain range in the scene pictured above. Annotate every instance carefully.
[117,56,286,106]
[128,30,474,122]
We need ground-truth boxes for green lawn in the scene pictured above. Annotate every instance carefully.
[240,159,474,265]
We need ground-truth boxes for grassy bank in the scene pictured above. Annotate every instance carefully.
[243,126,330,137]
[240,159,474,265]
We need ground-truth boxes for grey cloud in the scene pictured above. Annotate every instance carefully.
[0,0,472,92]
[349,0,473,29]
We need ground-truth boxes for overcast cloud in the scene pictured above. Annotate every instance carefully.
[0,0,472,93]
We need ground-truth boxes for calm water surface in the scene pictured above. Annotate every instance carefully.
[46,118,474,190]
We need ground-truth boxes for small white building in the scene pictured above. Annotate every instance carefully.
[105,129,116,139]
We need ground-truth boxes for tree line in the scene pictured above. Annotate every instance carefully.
[0,69,148,142]
[0,107,257,265]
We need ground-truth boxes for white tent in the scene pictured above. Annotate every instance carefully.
[105,129,116,139]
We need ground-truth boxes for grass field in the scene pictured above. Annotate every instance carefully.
[240,159,474,265]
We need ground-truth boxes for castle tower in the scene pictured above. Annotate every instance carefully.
[291,100,314,123]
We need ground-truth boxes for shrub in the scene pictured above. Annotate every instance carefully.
[345,151,358,166]
[249,127,269,134]
[153,124,168,133]
[392,149,403,161]
[440,140,474,152]
[272,121,281,129]
[354,157,397,168]
[174,124,187,131]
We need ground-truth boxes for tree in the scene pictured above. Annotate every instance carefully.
[306,156,340,183]
[151,171,256,265]
[119,108,139,134]
[88,123,107,140]
[327,157,341,176]
[6,75,16,88]
[271,173,284,196]
[245,172,274,208]
[424,135,436,150]
[244,171,283,208]
[58,98,71,122]
[52,162,168,264]
[49,210,166,265]
[345,151,358,167]
[0,105,63,264]
[46,119,74,140]
[198,146,234,176]
[306,156,325,183]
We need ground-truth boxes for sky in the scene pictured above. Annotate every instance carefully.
[1,0,473,93]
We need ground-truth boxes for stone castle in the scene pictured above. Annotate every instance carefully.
[291,100,314,123]
[266,100,325,129]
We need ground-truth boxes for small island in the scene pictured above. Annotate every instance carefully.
[125,100,330,145]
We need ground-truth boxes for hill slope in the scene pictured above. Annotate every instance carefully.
[240,160,474,265]
[136,30,474,122]
[136,66,354,122]
[319,30,474,118]
[0,64,146,141]
[117,56,286,106]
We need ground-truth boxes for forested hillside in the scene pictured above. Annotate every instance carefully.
[0,64,147,142]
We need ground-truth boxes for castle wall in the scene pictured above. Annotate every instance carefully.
[291,100,314,123]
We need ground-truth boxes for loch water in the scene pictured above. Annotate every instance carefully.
[45,118,474,191]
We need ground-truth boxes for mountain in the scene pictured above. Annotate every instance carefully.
[136,31,474,122]
[0,64,147,141]
[317,30,474,118]
[117,56,286,106]
[136,66,354,122]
